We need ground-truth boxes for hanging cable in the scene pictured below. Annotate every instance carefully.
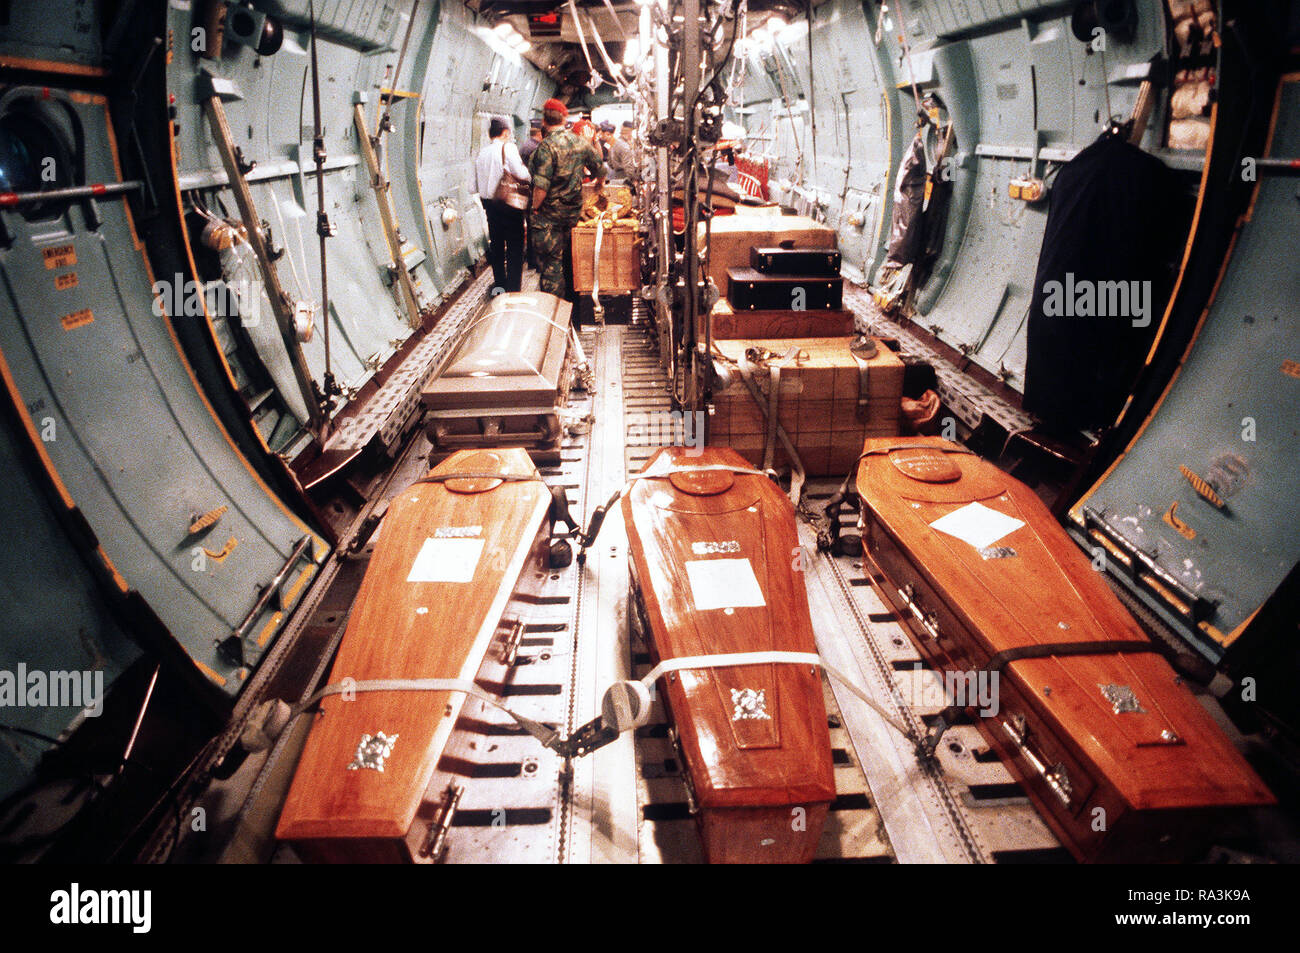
[805,0,819,198]
[308,0,339,420]
[584,11,631,98]
[599,0,630,43]
[893,7,923,115]
[568,0,607,91]
[375,0,421,142]
[1099,41,1114,129]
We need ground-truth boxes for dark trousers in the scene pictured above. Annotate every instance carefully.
[484,199,525,294]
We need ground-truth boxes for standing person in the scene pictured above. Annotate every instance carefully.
[610,120,637,184]
[519,118,543,163]
[528,98,607,305]
[519,119,544,271]
[474,116,530,294]
[597,121,615,163]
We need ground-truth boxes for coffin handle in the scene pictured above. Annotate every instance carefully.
[1001,715,1074,810]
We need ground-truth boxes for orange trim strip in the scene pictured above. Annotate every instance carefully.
[254,563,315,647]
[0,55,107,77]
[192,658,228,687]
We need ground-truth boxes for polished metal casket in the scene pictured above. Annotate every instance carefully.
[421,292,575,462]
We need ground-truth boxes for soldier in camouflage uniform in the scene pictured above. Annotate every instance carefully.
[528,99,606,304]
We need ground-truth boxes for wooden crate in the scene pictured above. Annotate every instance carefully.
[700,214,837,297]
[709,337,904,477]
[571,224,640,293]
[711,299,856,340]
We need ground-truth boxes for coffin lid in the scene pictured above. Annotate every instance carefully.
[624,447,835,809]
[275,448,551,847]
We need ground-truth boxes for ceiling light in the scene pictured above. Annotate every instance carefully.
[777,20,808,42]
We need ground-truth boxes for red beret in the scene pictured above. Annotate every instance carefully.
[542,98,568,115]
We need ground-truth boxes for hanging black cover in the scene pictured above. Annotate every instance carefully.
[884,128,928,270]
[914,123,957,288]
[1024,133,1182,431]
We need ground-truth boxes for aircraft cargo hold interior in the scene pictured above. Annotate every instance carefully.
[0,0,1299,886]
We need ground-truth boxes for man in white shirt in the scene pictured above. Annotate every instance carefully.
[474,116,531,294]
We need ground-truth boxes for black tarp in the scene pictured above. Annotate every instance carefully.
[1024,132,1182,431]
[884,128,928,270]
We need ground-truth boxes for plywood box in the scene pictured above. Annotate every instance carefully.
[700,214,836,296]
[709,337,904,477]
[571,224,640,293]
[711,299,855,340]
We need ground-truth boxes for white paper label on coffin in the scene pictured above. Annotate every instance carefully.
[406,537,485,583]
[929,501,1026,551]
[685,558,766,610]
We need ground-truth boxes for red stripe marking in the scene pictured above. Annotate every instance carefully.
[91,183,107,196]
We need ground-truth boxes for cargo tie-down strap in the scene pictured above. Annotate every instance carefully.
[291,649,915,761]
[816,442,977,551]
[917,639,1163,759]
[412,470,584,541]
[573,463,776,563]
[411,464,785,569]
[590,216,605,323]
[711,344,808,506]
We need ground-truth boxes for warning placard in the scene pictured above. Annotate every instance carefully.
[61,309,94,331]
[43,245,76,269]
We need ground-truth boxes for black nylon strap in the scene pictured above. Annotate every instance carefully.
[917,638,1163,759]
[982,639,1159,675]
[413,472,543,485]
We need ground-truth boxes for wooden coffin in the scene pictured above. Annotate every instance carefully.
[421,292,574,462]
[623,447,836,863]
[571,223,641,293]
[709,337,904,477]
[700,214,837,297]
[854,437,1275,862]
[711,299,856,340]
[276,448,553,862]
